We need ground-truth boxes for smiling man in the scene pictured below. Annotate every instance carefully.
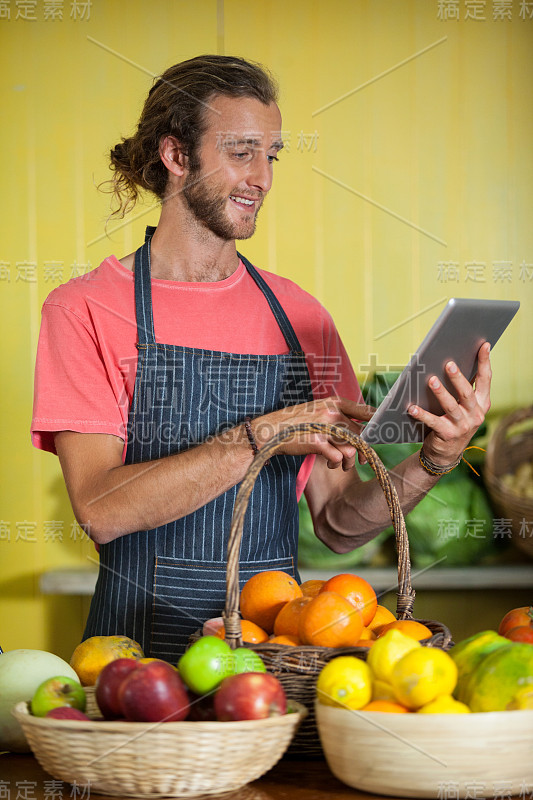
[32,56,492,661]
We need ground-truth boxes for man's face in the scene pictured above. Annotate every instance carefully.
[181,95,283,241]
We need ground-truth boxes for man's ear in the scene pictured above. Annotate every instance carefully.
[159,135,188,177]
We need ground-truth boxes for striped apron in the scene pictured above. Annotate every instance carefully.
[83,227,313,662]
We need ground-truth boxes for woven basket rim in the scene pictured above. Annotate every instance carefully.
[13,699,307,732]
[314,698,533,721]
[194,621,449,655]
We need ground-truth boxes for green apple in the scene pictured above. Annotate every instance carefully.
[232,648,267,675]
[30,676,86,717]
[178,636,234,695]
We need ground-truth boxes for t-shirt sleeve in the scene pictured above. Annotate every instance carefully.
[31,301,127,455]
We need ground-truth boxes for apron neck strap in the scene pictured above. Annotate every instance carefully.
[237,252,304,353]
[133,228,157,345]
[133,228,304,353]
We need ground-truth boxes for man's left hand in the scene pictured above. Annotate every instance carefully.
[407,341,492,466]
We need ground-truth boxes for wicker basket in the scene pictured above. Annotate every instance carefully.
[485,406,533,559]
[12,699,307,798]
[316,701,533,798]
[219,422,453,757]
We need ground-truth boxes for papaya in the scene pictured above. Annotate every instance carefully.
[449,630,509,704]
[465,643,533,711]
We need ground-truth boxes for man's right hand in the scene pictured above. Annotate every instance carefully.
[54,397,373,545]
[250,398,374,471]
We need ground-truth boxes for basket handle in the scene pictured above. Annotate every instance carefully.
[223,422,415,648]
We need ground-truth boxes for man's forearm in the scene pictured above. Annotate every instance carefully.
[315,451,440,553]
[59,430,254,545]
[55,398,374,545]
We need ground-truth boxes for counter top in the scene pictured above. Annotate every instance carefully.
[39,564,533,595]
[0,752,381,800]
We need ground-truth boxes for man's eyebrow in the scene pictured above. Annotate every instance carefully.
[223,137,284,151]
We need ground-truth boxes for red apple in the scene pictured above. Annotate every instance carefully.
[188,692,217,721]
[202,617,225,637]
[214,672,287,721]
[118,660,190,722]
[95,658,141,719]
[46,707,91,721]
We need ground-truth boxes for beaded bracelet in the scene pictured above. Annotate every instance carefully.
[244,417,270,466]
[418,448,462,476]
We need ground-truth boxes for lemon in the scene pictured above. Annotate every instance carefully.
[316,656,372,710]
[367,629,421,684]
[417,694,470,714]
[466,643,533,711]
[372,679,397,702]
[449,630,509,703]
[390,647,458,710]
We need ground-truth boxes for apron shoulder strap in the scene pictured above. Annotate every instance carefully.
[237,252,304,353]
[133,227,157,345]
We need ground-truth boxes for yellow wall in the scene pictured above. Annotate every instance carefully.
[1,0,532,658]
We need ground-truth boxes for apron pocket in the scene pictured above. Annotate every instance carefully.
[149,555,297,662]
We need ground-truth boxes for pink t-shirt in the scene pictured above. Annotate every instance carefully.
[32,256,362,498]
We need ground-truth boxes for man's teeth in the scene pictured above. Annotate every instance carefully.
[230,195,255,206]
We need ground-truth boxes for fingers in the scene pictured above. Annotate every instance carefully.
[407,348,490,463]
[409,356,483,421]
[257,397,373,469]
[337,399,375,422]
[473,342,492,410]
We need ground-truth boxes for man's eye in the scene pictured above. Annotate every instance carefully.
[233,152,251,160]
[267,155,280,164]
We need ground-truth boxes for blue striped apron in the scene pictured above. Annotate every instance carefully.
[83,227,313,662]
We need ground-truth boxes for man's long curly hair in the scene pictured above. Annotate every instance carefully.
[105,55,278,218]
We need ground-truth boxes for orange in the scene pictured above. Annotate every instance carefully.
[215,619,269,644]
[366,605,396,633]
[70,635,144,686]
[299,591,363,648]
[300,579,326,598]
[273,596,312,637]
[376,620,433,641]
[361,700,409,713]
[358,626,377,641]
[354,638,375,648]
[269,634,300,646]
[320,573,377,626]
[240,570,302,633]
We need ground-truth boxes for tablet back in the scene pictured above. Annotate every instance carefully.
[361,298,520,445]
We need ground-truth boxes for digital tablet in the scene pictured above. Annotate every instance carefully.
[360,298,520,445]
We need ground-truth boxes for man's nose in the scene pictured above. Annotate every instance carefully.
[247,154,273,193]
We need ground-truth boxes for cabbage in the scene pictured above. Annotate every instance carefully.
[404,472,498,568]
[297,495,392,569]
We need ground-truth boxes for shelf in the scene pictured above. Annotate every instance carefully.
[299,565,533,591]
[39,565,533,596]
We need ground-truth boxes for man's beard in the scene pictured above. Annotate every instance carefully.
[182,167,262,241]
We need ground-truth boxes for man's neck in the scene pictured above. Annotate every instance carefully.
[146,204,240,282]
